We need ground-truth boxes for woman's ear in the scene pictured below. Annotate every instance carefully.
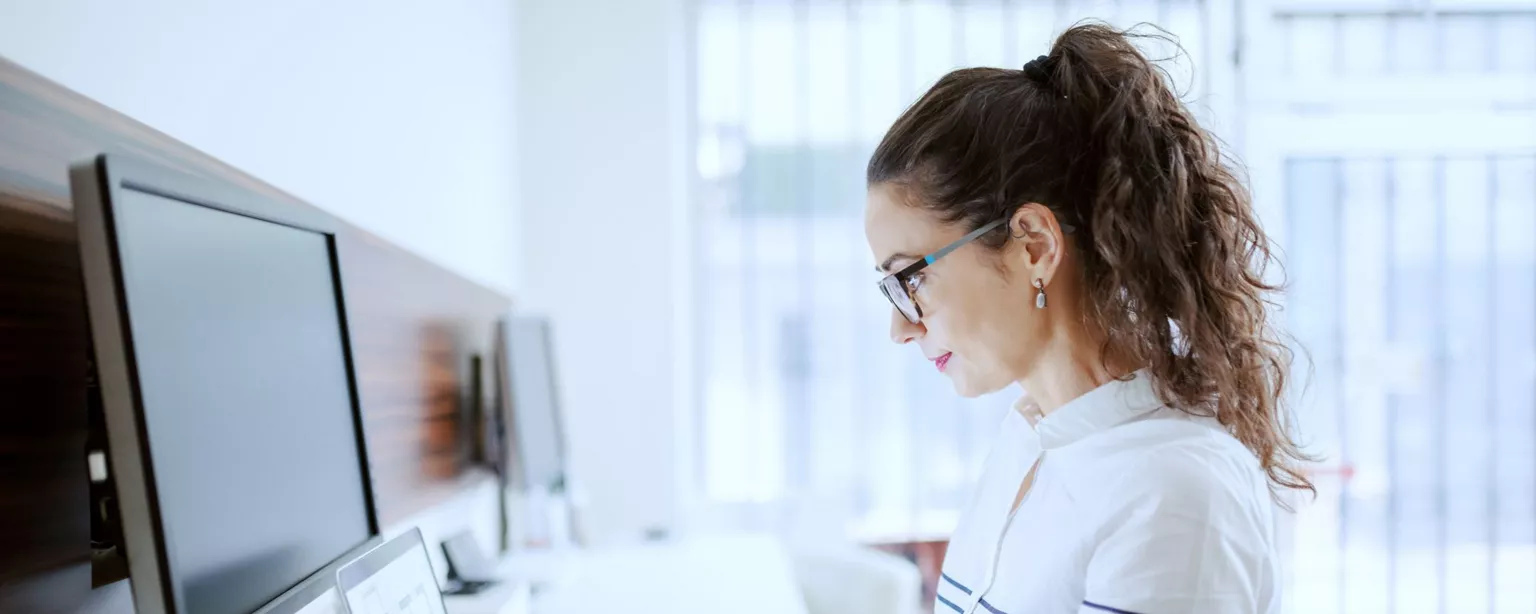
[1008,203,1064,284]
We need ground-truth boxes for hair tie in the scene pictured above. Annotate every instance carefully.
[1022,54,1053,85]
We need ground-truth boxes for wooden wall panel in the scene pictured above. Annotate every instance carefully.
[0,57,508,611]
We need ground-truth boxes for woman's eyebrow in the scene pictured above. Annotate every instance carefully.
[877,253,919,273]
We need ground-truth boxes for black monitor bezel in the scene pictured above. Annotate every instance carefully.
[71,153,381,614]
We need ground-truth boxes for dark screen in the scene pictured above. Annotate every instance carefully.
[114,188,371,614]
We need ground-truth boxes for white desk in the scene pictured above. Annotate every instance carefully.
[505,535,808,614]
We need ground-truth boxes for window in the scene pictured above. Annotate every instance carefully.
[1248,3,1536,611]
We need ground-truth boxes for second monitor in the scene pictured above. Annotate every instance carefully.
[493,315,569,493]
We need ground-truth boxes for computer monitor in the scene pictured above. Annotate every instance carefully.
[493,315,568,492]
[336,528,448,614]
[72,154,379,614]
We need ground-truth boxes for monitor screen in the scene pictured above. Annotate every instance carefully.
[501,317,566,490]
[113,186,372,614]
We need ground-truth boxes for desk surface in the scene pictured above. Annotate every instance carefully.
[511,535,807,614]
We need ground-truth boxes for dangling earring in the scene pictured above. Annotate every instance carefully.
[1033,278,1047,309]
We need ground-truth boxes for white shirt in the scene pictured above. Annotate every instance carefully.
[935,370,1280,614]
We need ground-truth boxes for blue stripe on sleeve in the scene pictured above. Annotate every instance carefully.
[940,573,974,595]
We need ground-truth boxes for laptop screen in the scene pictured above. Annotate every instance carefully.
[337,529,447,614]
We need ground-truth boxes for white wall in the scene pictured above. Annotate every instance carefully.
[515,0,696,545]
[0,0,520,294]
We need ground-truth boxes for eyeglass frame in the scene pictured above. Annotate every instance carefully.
[878,216,1075,324]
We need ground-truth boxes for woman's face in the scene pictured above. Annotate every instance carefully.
[864,184,1050,398]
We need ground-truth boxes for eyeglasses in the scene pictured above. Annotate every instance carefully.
[878,217,1008,324]
[878,217,1075,324]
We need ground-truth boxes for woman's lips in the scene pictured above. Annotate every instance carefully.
[932,352,952,372]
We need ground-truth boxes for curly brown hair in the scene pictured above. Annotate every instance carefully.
[867,22,1313,498]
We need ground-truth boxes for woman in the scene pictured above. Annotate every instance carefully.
[864,24,1311,614]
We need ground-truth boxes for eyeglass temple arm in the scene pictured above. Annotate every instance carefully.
[924,218,1008,264]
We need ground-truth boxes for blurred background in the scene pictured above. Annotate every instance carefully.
[3,0,1533,612]
[679,1,1536,612]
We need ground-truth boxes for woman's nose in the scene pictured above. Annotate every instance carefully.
[889,307,923,344]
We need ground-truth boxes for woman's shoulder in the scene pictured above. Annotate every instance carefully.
[1070,411,1273,517]
[1090,408,1258,467]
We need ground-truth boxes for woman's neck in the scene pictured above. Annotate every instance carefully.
[1016,330,1138,417]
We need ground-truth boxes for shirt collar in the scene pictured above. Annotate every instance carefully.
[1012,369,1164,450]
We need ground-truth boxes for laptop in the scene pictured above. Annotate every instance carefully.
[336,528,448,614]
[441,530,500,594]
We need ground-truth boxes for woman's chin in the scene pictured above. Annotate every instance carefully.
[947,374,986,399]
